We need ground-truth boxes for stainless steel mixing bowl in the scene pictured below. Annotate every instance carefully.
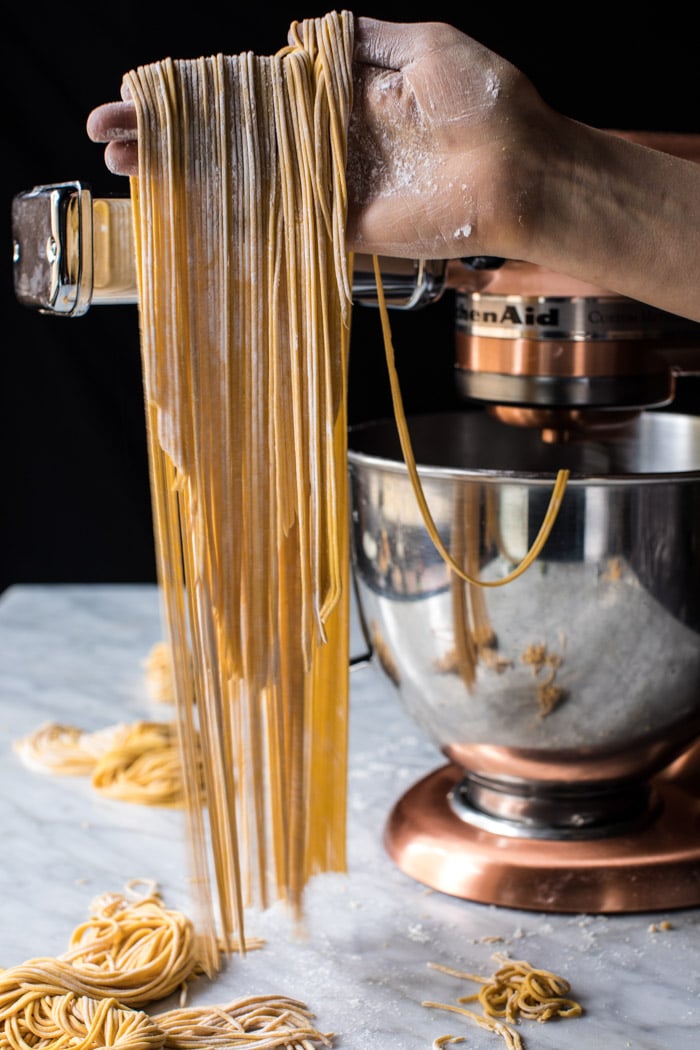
[348,410,700,840]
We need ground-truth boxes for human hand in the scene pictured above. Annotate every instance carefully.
[83,18,700,321]
[85,17,553,263]
[86,84,138,177]
[346,17,551,261]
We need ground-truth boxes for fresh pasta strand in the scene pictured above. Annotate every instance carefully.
[121,5,570,976]
[372,254,570,588]
[425,954,582,1049]
[423,1000,523,1049]
[126,10,354,967]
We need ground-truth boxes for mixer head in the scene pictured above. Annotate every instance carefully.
[449,129,700,440]
[450,259,700,443]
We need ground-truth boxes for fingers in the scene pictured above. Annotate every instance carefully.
[104,140,139,177]
[86,101,137,143]
[86,101,138,176]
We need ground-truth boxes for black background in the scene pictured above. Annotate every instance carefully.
[2,3,699,593]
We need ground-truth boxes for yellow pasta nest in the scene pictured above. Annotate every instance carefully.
[14,720,194,808]
[152,997,333,1048]
[0,991,165,1050]
[13,722,129,776]
[0,882,200,1009]
[0,988,330,1050]
[143,642,177,703]
[0,882,322,1050]
[424,954,582,1050]
[91,722,186,807]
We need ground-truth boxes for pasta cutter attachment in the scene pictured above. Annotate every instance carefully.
[11,181,449,316]
[12,182,138,316]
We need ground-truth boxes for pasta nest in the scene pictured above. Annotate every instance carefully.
[0,883,199,1009]
[14,721,195,808]
[0,990,164,1050]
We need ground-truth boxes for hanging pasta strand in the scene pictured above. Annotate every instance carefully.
[125,11,354,962]
[121,5,566,975]
[372,254,570,589]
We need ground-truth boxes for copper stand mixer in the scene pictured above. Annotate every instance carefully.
[350,135,700,914]
[11,133,700,915]
[348,253,700,915]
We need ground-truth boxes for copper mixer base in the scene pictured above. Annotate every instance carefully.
[384,762,700,913]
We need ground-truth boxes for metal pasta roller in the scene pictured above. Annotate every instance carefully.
[11,181,450,317]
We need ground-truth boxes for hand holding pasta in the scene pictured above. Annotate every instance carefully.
[347,17,700,323]
[85,16,542,265]
[346,17,547,262]
[85,14,700,320]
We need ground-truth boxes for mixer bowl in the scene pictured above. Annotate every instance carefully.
[348,410,700,840]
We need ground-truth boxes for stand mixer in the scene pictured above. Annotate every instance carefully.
[349,252,700,914]
[11,132,700,915]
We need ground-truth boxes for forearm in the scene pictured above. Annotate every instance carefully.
[85,17,700,323]
[517,119,700,320]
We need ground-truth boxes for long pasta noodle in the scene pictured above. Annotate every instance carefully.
[372,255,569,588]
[425,954,582,1048]
[125,11,353,968]
[116,5,570,974]
[423,1001,523,1050]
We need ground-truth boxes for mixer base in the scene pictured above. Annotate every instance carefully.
[384,762,700,913]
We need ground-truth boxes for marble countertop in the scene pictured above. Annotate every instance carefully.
[1,583,698,1048]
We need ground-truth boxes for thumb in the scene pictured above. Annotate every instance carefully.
[354,16,427,70]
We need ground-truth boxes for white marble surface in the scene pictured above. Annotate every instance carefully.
[1,583,699,1048]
